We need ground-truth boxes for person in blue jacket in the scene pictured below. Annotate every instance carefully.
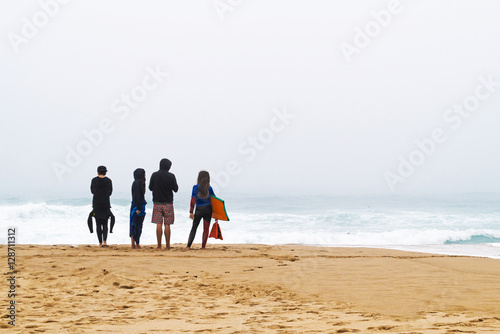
[130,168,147,249]
[186,171,216,250]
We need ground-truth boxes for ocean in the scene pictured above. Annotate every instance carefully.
[1,193,499,258]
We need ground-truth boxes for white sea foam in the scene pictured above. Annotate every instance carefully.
[1,195,499,258]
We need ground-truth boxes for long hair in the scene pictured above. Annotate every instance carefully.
[197,171,210,199]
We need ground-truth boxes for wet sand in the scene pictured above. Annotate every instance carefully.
[2,244,500,333]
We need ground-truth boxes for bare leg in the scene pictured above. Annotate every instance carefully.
[156,224,163,249]
[201,219,210,249]
[164,224,171,250]
[131,237,136,249]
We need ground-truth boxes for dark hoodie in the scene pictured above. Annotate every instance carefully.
[91,176,113,211]
[149,159,178,203]
[132,168,147,211]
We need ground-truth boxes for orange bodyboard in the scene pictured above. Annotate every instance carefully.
[210,196,229,221]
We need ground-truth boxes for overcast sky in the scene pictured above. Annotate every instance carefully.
[1,0,500,200]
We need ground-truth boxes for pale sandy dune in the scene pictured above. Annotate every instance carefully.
[2,244,500,333]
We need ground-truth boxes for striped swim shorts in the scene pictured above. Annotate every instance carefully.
[151,203,175,225]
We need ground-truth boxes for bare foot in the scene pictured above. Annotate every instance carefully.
[164,247,171,251]
[155,247,162,250]
[184,247,190,250]
[131,244,136,249]
[136,245,141,249]
[103,241,108,246]
[99,243,102,247]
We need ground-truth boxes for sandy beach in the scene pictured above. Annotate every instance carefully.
[2,244,500,333]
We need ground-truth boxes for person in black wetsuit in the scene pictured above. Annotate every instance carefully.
[130,168,147,249]
[90,165,113,247]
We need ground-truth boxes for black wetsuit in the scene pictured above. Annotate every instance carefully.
[187,205,212,248]
[95,220,108,244]
[91,176,113,243]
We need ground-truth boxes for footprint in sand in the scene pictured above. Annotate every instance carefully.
[367,325,395,331]
[119,285,135,289]
[336,329,360,333]
[267,324,289,329]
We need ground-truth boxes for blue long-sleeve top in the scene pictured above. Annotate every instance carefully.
[189,185,215,213]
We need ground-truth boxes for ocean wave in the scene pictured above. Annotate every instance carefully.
[445,234,500,244]
[1,201,499,253]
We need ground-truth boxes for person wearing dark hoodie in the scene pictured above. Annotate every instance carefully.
[130,168,147,249]
[149,158,178,250]
[90,165,113,247]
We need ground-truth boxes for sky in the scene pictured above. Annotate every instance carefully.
[1,0,500,200]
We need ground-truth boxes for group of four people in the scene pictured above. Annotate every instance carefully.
[90,158,217,250]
